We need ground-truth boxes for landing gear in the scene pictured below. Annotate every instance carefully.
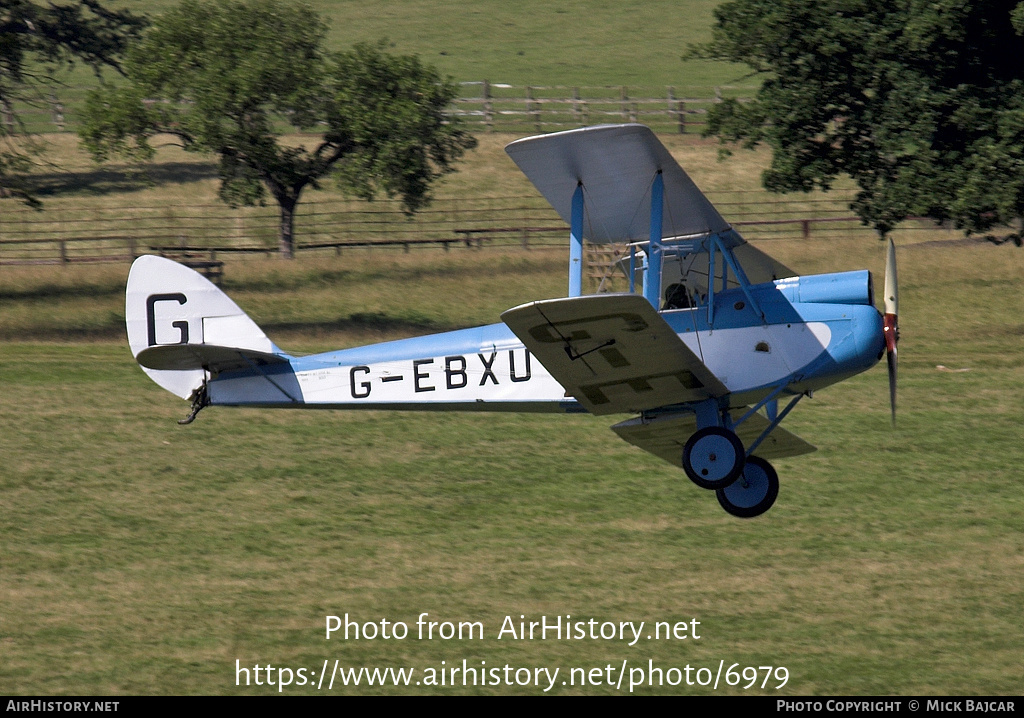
[715,456,779,518]
[677,399,785,516]
[178,381,210,425]
[682,426,745,490]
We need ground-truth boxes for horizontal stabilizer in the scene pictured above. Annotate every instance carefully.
[501,293,727,415]
[136,344,289,373]
[612,411,816,464]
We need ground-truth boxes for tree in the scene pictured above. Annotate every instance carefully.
[690,0,1024,237]
[0,0,146,204]
[79,0,477,258]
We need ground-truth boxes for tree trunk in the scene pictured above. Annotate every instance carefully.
[277,195,298,259]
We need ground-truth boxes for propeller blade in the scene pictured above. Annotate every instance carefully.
[884,237,898,316]
[886,342,897,425]
[883,238,899,425]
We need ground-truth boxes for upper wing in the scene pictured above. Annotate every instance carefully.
[501,293,727,415]
[612,412,816,464]
[505,124,730,244]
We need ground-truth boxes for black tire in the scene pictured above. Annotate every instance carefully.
[682,426,746,490]
[716,456,779,518]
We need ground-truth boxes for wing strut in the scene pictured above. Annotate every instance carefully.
[715,233,765,322]
[643,171,664,309]
[569,170,664,303]
[569,182,584,297]
[702,233,766,327]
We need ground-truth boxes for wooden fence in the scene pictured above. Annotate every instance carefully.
[0,195,563,264]
[451,83,758,133]
[6,83,755,135]
[0,191,967,268]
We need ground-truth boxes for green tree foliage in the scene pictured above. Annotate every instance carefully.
[0,0,146,204]
[691,0,1024,236]
[79,0,477,257]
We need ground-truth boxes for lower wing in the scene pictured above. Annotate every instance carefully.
[612,411,816,465]
[501,293,727,416]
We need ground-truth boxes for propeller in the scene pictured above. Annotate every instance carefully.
[883,238,899,425]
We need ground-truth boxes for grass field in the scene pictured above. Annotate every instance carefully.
[102,0,747,88]
[2,0,1022,698]
[19,0,751,136]
[2,227,1023,694]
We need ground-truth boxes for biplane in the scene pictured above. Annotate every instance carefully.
[125,124,899,518]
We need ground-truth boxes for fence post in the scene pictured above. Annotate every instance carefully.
[483,79,493,131]
[572,87,581,126]
[527,86,541,132]
[668,87,686,134]
[667,87,675,133]
[59,240,68,264]
[307,199,317,245]
[50,94,65,131]
[620,86,629,120]
[802,219,811,239]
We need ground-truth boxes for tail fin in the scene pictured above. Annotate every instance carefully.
[126,255,284,399]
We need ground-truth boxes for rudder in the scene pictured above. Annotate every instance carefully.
[125,255,282,399]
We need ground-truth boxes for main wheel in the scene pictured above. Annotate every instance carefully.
[716,456,779,518]
[682,426,746,490]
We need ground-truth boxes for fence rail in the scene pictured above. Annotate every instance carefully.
[451,83,757,133]
[0,191,968,268]
[6,83,756,135]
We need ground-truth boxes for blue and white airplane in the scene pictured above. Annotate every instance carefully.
[125,124,899,518]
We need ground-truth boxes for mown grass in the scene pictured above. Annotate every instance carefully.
[85,0,749,89]
[15,0,751,137]
[2,225,1023,694]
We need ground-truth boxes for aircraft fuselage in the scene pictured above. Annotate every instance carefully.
[207,271,884,413]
